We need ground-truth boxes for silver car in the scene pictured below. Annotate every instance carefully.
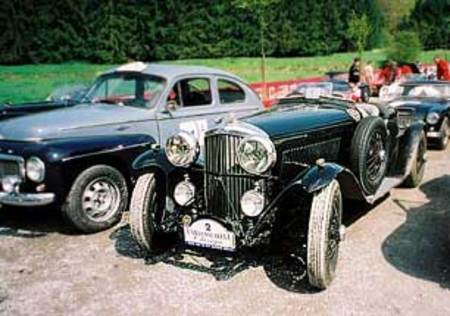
[0,62,262,232]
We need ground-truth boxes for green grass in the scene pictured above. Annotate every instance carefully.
[1,49,448,104]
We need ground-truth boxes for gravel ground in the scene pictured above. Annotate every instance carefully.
[0,147,449,316]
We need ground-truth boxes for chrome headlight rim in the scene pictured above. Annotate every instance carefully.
[26,156,45,183]
[173,179,196,207]
[237,136,277,175]
[426,112,440,125]
[240,189,265,217]
[165,132,199,167]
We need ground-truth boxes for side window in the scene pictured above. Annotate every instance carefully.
[170,78,212,107]
[218,79,246,104]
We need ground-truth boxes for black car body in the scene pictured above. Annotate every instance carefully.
[388,81,450,149]
[129,96,427,290]
[0,85,87,120]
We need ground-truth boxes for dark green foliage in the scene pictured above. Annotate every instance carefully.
[387,31,422,62]
[400,0,450,50]
[0,0,441,64]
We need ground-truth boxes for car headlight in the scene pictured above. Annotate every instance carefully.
[165,132,199,167]
[237,136,276,174]
[240,189,265,217]
[173,179,195,206]
[26,156,45,182]
[426,112,440,125]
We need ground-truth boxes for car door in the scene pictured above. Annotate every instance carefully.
[156,75,261,145]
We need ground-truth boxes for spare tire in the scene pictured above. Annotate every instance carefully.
[350,117,388,195]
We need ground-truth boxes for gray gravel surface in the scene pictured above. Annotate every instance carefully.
[0,147,449,316]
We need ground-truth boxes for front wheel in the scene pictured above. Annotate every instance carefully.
[62,165,128,233]
[129,173,171,252]
[307,180,343,290]
[403,131,427,188]
[436,118,449,150]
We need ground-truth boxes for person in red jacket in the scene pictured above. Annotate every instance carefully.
[434,56,450,80]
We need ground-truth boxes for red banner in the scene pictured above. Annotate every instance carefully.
[249,77,324,107]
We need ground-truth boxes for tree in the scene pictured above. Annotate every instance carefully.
[347,12,372,59]
[377,0,416,32]
[387,31,422,62]
[233,0,278,100]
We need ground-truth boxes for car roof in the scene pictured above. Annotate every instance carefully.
[103,62,245,83]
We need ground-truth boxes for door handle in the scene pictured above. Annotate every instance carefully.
[214,116,224,124]
[117,125,131,131]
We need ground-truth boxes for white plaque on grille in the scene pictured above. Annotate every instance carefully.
[184,219,236,251]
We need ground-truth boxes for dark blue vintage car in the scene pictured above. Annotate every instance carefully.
[128,94,427,290]
[0,62,262,232]
[388,81,450,149]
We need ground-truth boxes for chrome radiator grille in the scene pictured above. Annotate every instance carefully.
[0,156,23,179]
[204,134,254,220]
[397,107,415,129]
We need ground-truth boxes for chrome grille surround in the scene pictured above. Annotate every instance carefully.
[0,154,25,180]
[397,107,415,129]
[204,132,255,221]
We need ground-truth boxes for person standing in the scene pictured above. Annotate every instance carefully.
[434,56,450,80]
[348,57,361,85]
[361,60,374,84]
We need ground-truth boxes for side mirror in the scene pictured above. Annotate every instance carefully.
[163,101,178,114]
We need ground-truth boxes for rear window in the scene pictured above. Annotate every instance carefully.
[218,79,246,104]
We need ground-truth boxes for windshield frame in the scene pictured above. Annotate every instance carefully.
[84,72,167,109]
[401,83,450,99]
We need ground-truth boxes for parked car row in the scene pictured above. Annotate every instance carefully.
[1,62,447,291]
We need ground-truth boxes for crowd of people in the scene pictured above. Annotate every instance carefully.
[347,55,450,92]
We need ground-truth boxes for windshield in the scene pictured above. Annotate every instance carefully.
[85,74,166,108]
[289,82,333,98]
[402,84,450,98]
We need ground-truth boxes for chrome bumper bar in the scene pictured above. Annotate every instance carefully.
[0,192,55,207]
[427,131,442,138]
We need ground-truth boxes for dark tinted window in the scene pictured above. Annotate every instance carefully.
[169,78,212,107]
[218,79,246,104]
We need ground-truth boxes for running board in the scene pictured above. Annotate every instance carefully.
[366,176,404,204]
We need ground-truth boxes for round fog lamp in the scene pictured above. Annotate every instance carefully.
[2,175,21,193]
[240,189,265,217]
[174,180,195,206]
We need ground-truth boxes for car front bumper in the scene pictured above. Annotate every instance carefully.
[0,192,55,207]
[427,131,442,139]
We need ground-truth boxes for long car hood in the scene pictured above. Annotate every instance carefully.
[0,103,154,141]
[389,97,448,120]
[243,106,353,139]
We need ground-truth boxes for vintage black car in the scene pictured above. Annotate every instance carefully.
[388,81,450,149]
[129,95,427,290]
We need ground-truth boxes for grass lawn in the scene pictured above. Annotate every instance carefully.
[0,49,448,104]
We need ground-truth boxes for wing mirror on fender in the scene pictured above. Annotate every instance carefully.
[162,101,178,114]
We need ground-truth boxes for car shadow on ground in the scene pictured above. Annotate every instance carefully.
[0,206,77,238]
[382,175,450,289]
[111,198,379,294]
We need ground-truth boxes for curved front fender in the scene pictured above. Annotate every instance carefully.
[300,163,344,193]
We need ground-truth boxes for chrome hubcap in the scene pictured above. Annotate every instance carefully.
[82,178,120,222]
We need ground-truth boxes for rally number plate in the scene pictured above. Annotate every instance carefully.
[184,219,236,251]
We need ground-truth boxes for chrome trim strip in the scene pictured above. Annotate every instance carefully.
[61,142,150,162]
[0,192,55,206]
